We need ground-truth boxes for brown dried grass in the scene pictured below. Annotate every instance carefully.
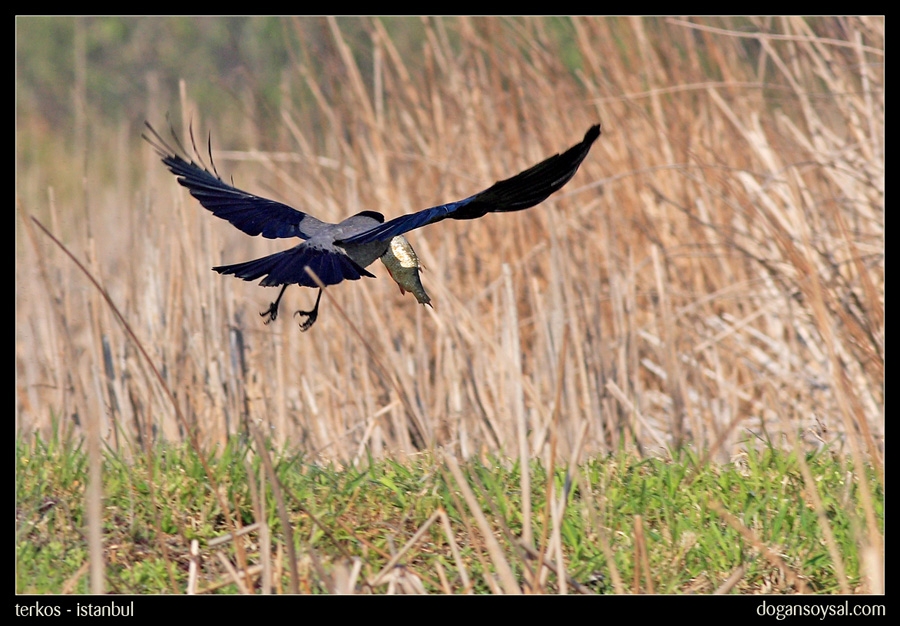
[17,16,882,477]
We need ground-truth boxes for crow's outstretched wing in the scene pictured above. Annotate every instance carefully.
[337,124,600,246]
[143,122,327,240]
[213,245,375,288]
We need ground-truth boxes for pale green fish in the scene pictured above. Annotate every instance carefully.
[380,235,432,308]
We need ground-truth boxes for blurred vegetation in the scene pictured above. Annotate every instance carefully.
[17,431,883,593]
[20,17,309,128]
[18,17,432,162]
[16,16,871,165]
[16,17,882,594]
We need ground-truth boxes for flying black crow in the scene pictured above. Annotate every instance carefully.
[144,122,600,330]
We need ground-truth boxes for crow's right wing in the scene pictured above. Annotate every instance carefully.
[337,124,600,246]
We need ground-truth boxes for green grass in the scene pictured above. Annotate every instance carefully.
[16,432,881,594]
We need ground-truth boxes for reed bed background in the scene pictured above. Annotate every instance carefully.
[17,16,883,465]
[16,17,883,593]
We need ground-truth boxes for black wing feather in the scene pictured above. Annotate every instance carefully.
[143,122,324,240]
[338,124,600,245]
[213,246,375,288]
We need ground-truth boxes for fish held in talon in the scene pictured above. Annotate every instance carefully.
[381,235,432,308]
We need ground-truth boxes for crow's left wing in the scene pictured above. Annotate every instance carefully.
[144,122,327,240]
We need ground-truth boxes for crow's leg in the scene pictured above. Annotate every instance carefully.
[260,284,289,324]
[293,288,323,332]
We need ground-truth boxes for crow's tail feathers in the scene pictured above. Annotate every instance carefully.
[213,246,375,288]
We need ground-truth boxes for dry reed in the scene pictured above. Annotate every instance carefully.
[17,16,883,592]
